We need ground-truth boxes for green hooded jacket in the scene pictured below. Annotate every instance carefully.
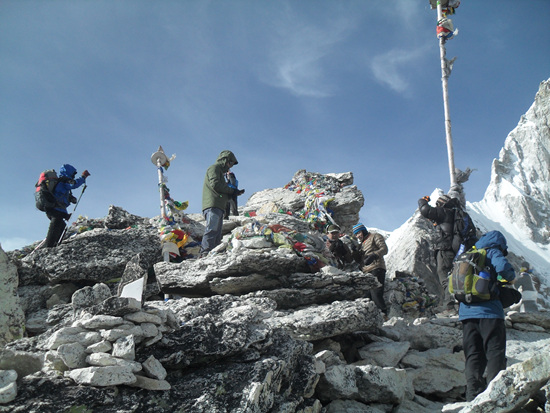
[202,150,239,212]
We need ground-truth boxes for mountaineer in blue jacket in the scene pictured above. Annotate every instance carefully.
[459,230,515,401]
[45,164,89,247]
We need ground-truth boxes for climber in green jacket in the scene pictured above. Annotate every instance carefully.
[200,150,244,257]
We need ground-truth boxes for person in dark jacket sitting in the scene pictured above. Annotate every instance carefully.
[459,230,515,401]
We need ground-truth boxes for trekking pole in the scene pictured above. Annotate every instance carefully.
[57,184,87,245]
[29,238,47,256]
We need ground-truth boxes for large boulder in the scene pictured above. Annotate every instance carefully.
[0,246,25,347]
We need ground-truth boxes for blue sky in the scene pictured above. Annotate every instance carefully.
[1,0,549,251]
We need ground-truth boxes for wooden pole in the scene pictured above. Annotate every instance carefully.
[437,1,457,189]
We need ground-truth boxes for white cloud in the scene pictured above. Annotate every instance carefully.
[370,46,429,94]
[261,8,357,98]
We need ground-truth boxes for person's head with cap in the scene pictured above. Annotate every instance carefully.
[327,224,341,240]
[353,223,369,242]
[436,194,451,208]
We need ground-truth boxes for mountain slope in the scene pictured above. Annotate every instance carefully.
[387,79,550,308]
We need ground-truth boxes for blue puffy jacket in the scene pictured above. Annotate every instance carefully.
[458,230,515,320]
[53,164,86,213]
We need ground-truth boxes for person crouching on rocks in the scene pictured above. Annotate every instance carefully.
[324,224,353,269]
[352,223,388,317]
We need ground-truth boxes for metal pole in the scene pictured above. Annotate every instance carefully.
[151,146,169,221]
[150,146,174,300]
[157,159,168,221]
[437,1,457,189]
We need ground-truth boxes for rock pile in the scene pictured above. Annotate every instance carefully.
[1,170,550,412]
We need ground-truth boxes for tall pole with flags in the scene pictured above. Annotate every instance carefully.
[433,0,459,189]
[151,146,170,221]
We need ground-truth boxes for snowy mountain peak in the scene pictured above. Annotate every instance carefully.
[387,79,550,310]
[472,79,550,245]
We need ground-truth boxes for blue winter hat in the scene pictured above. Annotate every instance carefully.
[60,164,77,178]
[353,223,367,235]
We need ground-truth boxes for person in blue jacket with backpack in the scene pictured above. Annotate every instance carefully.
[459,230,515,401]
[45,164,89,247]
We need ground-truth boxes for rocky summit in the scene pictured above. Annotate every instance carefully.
[1,165,550,413]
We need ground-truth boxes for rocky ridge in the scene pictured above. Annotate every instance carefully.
[1,167,550,412]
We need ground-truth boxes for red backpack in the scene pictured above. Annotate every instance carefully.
[35,169,59,211]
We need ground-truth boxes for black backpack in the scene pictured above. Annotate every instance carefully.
[452,207,478,253]
[35,169,60,211]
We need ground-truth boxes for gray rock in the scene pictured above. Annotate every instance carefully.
[76,314,125,330]
[71,283,112,310]
[154,249,309,295]
[19,227,160,285]
[85,340,113,354]
[244,271,380,310]
[57,342,87,369]
[88,296,142,317]
[507,311,550,330]
[100,324,142,342]
[316,364,414,404]
[103,205,150,229]
[141,355,167,380]
[117,253,149,302]
[459,352,550,412]
[265,299,382,341]
[123,310,163,325]
[357,339,410,367]
[380,317,462,351]
[46,327,102,350]
[86,353,142,372]
[128,374,171,391]
[0,370,17,404]
[0,246,25,347]
[323,399,385,413]
[65,365,137,386]
[401,348,466,398]
[0,349,43,378]
[112,335,135,360]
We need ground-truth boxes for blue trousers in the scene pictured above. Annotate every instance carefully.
[200,207,224,253]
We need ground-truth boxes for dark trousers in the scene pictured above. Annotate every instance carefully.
[45,209,69,247]
[366,268,387,315]
[225,196,238,218]
[462,318,507,401]
[436,249,455,308]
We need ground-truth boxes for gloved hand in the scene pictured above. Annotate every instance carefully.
[236,189,245,196]
[364,253,378,265]
[82,170,91,178]
[69,194,78,204]
[422,195,430,202]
